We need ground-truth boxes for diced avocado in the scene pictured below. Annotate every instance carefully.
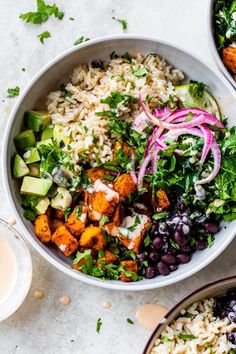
[28,163,40,177]
[53,124,71,145]
[41,125,54,140]
[25,111,51,132]
[174,84,221,119]
[14,130,36,151]
[23,147,40,164]
[35,197,50,215]
[51,187,72,211]
[13,154,29,178]
[20,177,52,197]
[36,139,53,149]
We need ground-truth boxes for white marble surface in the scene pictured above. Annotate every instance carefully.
[0,0,236,353]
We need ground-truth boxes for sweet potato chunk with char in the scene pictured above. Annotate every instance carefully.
[98,250,118,265]
[120,260,138,282]
[223,47,236,74]
[155,189,170,211]
[114,174,136,199]
[85,168,110,183]
[35,214,52,243]
[52,225,79,256]
[79,226,106,251]
[66,206,87,238]
[91,190,119,216]
[51,219,64,233]
[113,204,124,226]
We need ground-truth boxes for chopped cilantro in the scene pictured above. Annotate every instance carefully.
[182,312,194,319]
[64,207,71,221]
[189,80,206,99]
[99,215,110,227]
[177,333,197,340]
[143,234,152,247]
[207,234,215,247]
[127,215,141,232]
[169,238,180,250]
[96,318,102,333]
[73,249,91,265]
[127,318,134,324]
[7,86,20,98]
[98,249,105,258]
[112,16,127,32]
[152,212,167,220]
[37,30,51,44]
[131,67,148,77]
[162,335,170,343]
[19,0,64,24]
[75,205,82,219]
[74,36,90,46]
[23,209,37,221]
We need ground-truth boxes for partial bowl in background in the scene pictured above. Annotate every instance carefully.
[3,35,236,291]
[206,0,236,89]
[143,275,236,353]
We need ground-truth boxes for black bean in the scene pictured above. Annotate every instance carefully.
[229,300,236,309]
[158,222,170,236]
[157,262,170,276]
[196,240,206,250]
[174,231,186,246]
[161,254,176,264]
[228,312,236,322]
[137,253,147,261]
[219,310,229,319]
[168,246,178,255]
[169,264,178,272]
[203,222,220,234]
[149,251,159,262]
[227,332,236,345]
[145,266,156,279]
[150,223,159,237]
[176,253,191,264]
[226,289,236,299]
[176,224,183,233]
[152,237,164,250]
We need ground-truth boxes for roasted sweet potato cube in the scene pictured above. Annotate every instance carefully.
[79,226,106,251]
[51,218,64,233]
[85,168,110,183]
[120,260,138,282]
[104,222,119,237]
[66,206,87,238]
[98,250,118,265]
[54,209,65,221]
[34,214,52,243]
[52,225,79,256]
[91,190,119,216]
[223,47,236,74]
[155,189,170,211]
[114,173,136,198]
[113,204,124,226]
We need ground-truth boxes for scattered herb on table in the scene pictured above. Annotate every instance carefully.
[7,86,20,98]
[127,318,134,324]
[37,30,51,44]
[19,0,64,24]
[21,68,26,72]
[69,17,75,21]
[74,36,90,46]
[112,16,127,32]
[96,318,102,333]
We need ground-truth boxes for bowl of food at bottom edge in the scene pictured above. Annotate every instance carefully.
[3,35,236,290]
[144,275,236,353]
[207,0,236,89]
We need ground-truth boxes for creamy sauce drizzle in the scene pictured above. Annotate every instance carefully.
[91,179,119,201]
[0,234,17,304]
[136,303,168,330]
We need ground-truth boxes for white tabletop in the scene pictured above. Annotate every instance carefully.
[1,0,236,353]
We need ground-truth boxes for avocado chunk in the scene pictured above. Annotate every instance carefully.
[51,187,72,211]
[25,111,51,132]
[35,197,50,214]
[13,154,29,178]
[23,147,40,164]
[53,124,71,145]
[14,130,36,152]
[41,125,54,140]
[20,177,52,197]
[28,163,40,177]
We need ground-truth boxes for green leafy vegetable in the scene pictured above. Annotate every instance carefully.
[74,36,90,46]
[189,80,206,99]
[112,16,127,32]
[96,318,102,333]
[214,0,236,48]
[7,86,20,98]
[19,0,64,24]
[37,30,51,44]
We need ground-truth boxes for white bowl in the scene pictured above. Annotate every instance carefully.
[0,219,32,321]
[3,35,236,291]
[206,0,236,89]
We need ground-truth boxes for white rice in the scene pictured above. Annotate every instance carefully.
[151,298,236,354]
[46,53,184,168]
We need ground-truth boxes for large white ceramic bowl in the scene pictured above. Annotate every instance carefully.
[3,35,236,291]
[206,0,236,89]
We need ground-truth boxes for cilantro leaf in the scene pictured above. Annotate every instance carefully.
[19,0,64,24]
[189,80,207,99]
[73,249,91,265]
[99,215,110,227]
[7,86,20,98]
[112,16,127,32]
[64,207,71,221]
[37,30,51,44]
[75,205,82,219]
[74,36,90,46]
[131,67,148,77]
[96,318,102,333]
[177,333,197,340]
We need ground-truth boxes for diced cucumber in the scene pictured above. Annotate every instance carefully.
[13,154,29,178]
[20,177,52,197]
[23,147,40,164]
[14,130,36,151]
[36,139,53,149]
[53,124,71,145]
[25,111,51,132]
[174,84,221,119]
[28,163,40,177]
[35,197,50,215]
[41,125,54,140]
